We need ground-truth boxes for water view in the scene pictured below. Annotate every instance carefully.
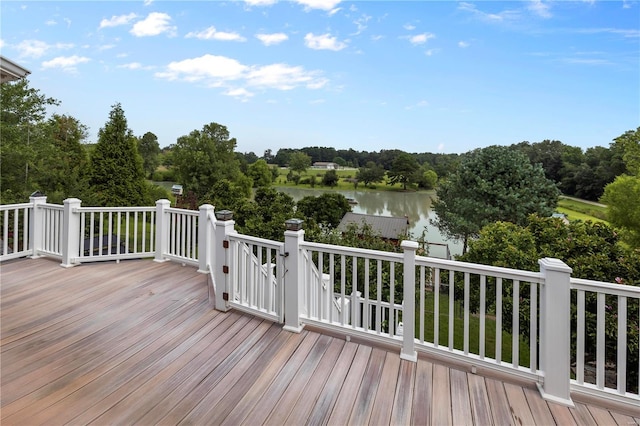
[277,187,464,258]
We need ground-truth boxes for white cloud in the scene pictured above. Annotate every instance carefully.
[0,40,4,49]
[304,33,347,50]
[98,44,116,51]
[144,0,154,5]
[404,23,416,31]
[155,54,328,94]
[42,55,90,72]
[246,63,327,90]
[130,12,176,37]
[99,13,137,29]
[16,40,74,58]
[225,87,254,100]
[256,33,288,46]
[294,0,341,11]
[458,2,520,23]
[438,143,445,152]
[186,26,246,42]
[458,41,470,48]
[244,0,277,5]
[64,18,72,28]
[156,54,247,82]
[46,19,57,26]
[425,48,439,56]
[352,14,371,35]
[528,0,552,18]
[407,33,435,45]
[371,35,384,41]
[119,62,142,69]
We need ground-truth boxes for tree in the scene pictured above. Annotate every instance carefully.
[172,122,246,202]
[322,169,339,187]
[416,166,438,190]
[431,145,559,253]
[89,103,147,206]
[234,187,296,241]
[247,159,273,188]
[43,114,90,201]
[1,78,59,201]
[288,151,311,176]
[356,162,385,187]
[387,152,420,190]
[138,132,161,178]
[601,128,640,248]
[296,193,351,228]
[601,176,640,248]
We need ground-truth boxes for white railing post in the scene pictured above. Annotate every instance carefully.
[401,240,418,362]
[538,257,574,406]
[213,211,235,312]
[61,198,81,268]
[154,199,170,262]
[283,219,305,333]
[28,193,47,258]
[198,204,214,274]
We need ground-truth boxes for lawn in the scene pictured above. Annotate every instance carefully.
[557,197,608,223]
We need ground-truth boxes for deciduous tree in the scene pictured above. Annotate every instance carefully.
[387,152,419,190]
[172,122,247,201]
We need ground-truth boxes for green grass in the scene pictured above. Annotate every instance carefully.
[415,290,531,367]
[557,197,608,223]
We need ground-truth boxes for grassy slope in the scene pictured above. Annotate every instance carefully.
[557,197,608,224]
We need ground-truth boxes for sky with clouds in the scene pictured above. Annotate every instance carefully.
[1,0,638,155]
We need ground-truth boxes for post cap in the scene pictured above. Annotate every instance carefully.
[285,218,304,231]
[215,209,234,221]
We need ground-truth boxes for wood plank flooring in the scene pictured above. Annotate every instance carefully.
[1,258,638,425]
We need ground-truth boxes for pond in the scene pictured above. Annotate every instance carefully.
[277,186,463,258]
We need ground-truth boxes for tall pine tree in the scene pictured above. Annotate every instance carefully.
[89,103,147,206]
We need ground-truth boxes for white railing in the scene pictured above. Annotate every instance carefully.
[164,207,199,266]
[413,256,543,382]
[77,206,156,263]
[2,196,639,410]
[570,277,640,406]
[227,232,284,323]
[0,202,32,261]
[39,203,64,258]
[299,240,405,340]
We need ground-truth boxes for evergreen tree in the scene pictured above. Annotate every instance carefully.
[89,103,147,206]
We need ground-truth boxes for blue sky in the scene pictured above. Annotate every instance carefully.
[1,1,638,154]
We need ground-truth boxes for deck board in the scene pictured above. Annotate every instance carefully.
[0,258,635,425]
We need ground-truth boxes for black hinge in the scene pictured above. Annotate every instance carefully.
[223,292,229,301]
[223,240,229,248]
[222,265,229,274]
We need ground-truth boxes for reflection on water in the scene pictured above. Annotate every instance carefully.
[277,187,463,257]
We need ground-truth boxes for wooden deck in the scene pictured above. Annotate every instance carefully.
[1,258,638,425]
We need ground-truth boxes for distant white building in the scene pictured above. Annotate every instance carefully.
[312,162,338,170]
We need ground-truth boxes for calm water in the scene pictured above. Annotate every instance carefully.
[277,187,463,258]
